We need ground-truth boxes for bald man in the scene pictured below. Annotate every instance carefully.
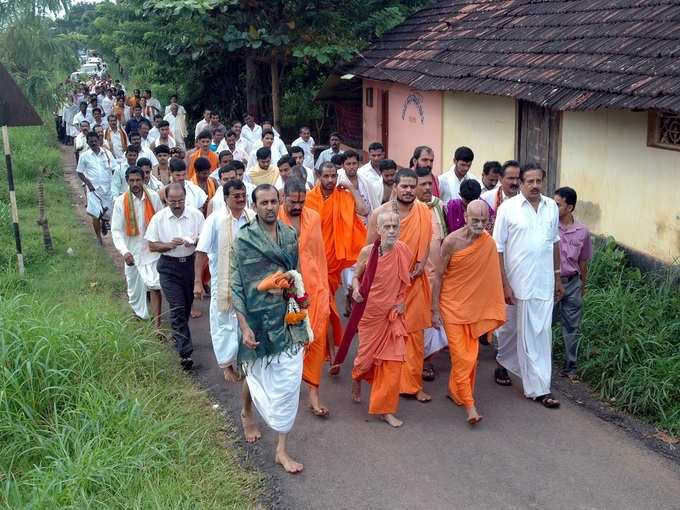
[432,200,506,424]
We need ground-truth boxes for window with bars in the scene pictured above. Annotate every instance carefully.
[647,111,680,151]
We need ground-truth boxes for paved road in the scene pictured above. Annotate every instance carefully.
[60,149,680,510]
[187,296,680,510]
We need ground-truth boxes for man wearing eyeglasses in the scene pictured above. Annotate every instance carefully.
[145,182,205,369]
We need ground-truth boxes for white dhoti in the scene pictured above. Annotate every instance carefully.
[209,292,239,368]
[86,189,113,219]
[424,326,448,357]
[124,261,160,319]
[245,349,304,433]
[497,299,553,398]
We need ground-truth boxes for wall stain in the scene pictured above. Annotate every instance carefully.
[576,200,601,228]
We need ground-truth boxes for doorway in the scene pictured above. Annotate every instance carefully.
[516,100,561,194]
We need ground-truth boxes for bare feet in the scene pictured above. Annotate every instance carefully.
[351,380,361,403]
[223,366,240,383]
[308,386,329,417]
[381,414,403,428]
[190,307,202,318]
[465,406,483,425]
[275,450,304,474]
[328,364,341,376]
[415,390,432,403]
[240,411,261,443]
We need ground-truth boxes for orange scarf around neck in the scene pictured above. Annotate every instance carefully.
[123,187,156,236]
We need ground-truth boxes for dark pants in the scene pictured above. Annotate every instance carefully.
[157,254,195,358]
[553,275,583,372]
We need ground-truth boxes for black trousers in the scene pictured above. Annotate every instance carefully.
[157,254,195,358]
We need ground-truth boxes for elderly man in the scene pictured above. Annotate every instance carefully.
[432,200,505,424]
[146,183,205,369]
[76,130,116,245]
[111,166,164,327]
[279,178,331,416]
[351,211,412,428]
[164,103,187,150]
[195,179,255,382]
[305,162,368,346]
[231,184,308,474]
[493,163,564,408]
[367,169,432,402]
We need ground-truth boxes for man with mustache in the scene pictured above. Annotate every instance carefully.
[432,200,506,425]
[492,163,564,409]
[278,178,331,417]
[367,169,432,402]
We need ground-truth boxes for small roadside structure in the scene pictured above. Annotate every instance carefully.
[339,0,680,263]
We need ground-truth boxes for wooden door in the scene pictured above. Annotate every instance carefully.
[381,90,389,157]
[516,100,561,194]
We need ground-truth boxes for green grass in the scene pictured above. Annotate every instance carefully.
[555,238,680,435]
[0,124,262,508]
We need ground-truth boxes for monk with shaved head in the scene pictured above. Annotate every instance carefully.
[351,211,412,427]
[431,200,506,424]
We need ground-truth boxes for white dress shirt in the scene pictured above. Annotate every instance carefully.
[145,205,205,258]
[315,147,342,170]
[357,162,383,210]
[76,147,115,192]
[215,140,249,164]
[235,136,251,155]
[72,111,95,128]
[439,168,480,203]
[165,104,186,116]
[146,97,162,116]
[111,189,163,264]
[101,96,114,115]
[104,127,127,160]
[291,136,315,168]
[337,169,372,215]
[183,180,208,210]
[240,123,262,145]
[246,140,287,170]
[194,119,209,140]
[481,187,510,212]
[196,209,250,284]
[492,193,560,301]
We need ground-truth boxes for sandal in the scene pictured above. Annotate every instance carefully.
[534,394,560,409]
[422,363,436,382]
[494,367,512,386]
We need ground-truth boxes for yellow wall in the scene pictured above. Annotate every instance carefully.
[560,110,680,263]
[442,92,516,176]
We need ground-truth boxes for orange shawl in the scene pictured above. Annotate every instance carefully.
[187,150,219,180]
[123,188,156,236]
[191,174,217,201]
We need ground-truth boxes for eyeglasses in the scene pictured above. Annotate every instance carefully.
[167,199,185,205]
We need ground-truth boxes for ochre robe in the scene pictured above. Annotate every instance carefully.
[279,207,331,387]
[440,231,506,407]
[187,149,219,180]
[352,241,411,415]
[305,184,367,345]
[397,200,433,395]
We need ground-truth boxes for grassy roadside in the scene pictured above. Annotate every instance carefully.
[555,238,680,436]
[0,124,262,508]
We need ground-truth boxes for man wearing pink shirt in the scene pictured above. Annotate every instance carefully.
[553,186,592,380]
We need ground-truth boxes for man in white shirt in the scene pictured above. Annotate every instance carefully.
[129,132,158,167]
[143,89,162,117]
[146,182,205,369]
[230,120,251,155]
[314,132,342,171]
[291,126,315,169]
[481,161,503,193]
[164,103,188,149]
[160,159,208,210]
[481,160,521,214]
[150,120,176,150]
[240,113,262,146]
[358,142,385,209]
[147,114,164,144]
[337,149,374,216]
[111,144,140,198]
[492,163,564,409]
[216,130,249,164]
[439,146,480,202]
[103,114,129,161]
[194,179,255,382]
[164,94,186,116]
[261,120,284,144]
[247,129,287,170]
[289,146,315,188]
[74,120,91,163]
[72,101,94,131]
[110,166,164,326]
[76,131,116,245]
[194,109,211,141]
[101,88,115,116]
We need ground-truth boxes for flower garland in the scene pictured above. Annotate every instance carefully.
[283,270,315,343]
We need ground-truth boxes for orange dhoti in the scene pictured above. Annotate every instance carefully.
[304,184,367,346]
[440,231,506,408]
[397,201,433,395]
[352,241,411,415]
[279,207,331,387]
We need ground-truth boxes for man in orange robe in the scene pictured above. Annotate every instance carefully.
[278,178,332,416]
[432,200,506,424]
[351,211,411,427]
[305,162,368,347]
[187,129,219,180]
[367,168,432,402]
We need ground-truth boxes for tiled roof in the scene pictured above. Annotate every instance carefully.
[347,0,680,112]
